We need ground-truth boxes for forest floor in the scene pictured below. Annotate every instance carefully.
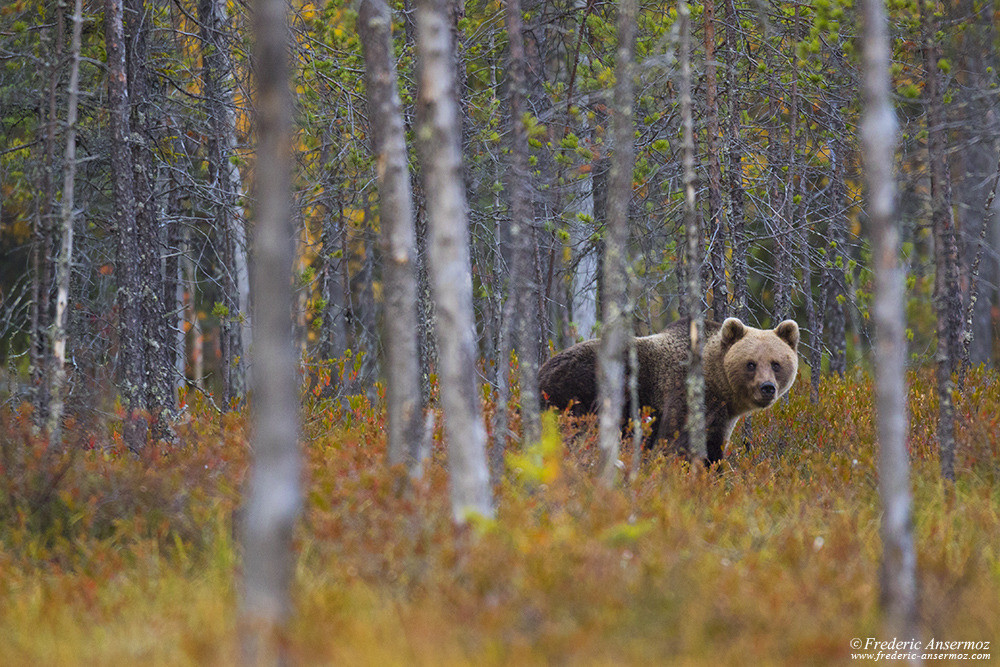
[1,368,999,665]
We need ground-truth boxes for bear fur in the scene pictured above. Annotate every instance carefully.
[538,317,799,463]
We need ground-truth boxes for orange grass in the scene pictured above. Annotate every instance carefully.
[1,369,999,665]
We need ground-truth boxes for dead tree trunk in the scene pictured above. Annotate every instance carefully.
[922,0,961,481]
[415,0,493,521]
[860,0,919,637]
[959,155,1000,382]
[239,0,302,659]
[358,0,426,474]
[105,0,146,451]
[703,0,727,322]
[724,0,747,321]
[199,0,252,406]
[597,0,637,486]
[123,0,171,431]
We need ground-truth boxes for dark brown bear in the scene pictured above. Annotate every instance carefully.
[538,317,799,463]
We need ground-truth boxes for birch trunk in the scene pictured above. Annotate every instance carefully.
[199,0,251,405]
[47,0,84,442]
[359,0,426,473]
[239,0,301,657]
[860,0,919,637]
[597,0,636,487]
[680,0,706,463]
[415,0,493,522]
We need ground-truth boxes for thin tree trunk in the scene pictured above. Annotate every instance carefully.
[860,0,919,637]
[597,0,636,487]
[958,154,1000,382]
[415,0,493,522]
[827,106,849,376]
[767,47,791,322]
[680,0,706,463]
[47,0,84,443]
[239,0,301,658]
[199,0,251,406]
[703,0,727,322]
[724,0,747,321]
[359,0,426,474]
[106,0,146,451]
[505,0,541,447]
[922,0,960,481]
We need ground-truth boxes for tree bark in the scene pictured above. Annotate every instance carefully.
[47,0,84,443]
[414,0,493,522]
[505,0,542,447]
[358,0,426,474]
[958,154,1000,382]
[199,0,252,406]
[827,104,850,376]
[106,0,147,451]
[239,0,301,659]
[597,0,636,487]
[680,0,706,463]
[124,0,172,431]
[703,0,727,322]
[724,0,747,321]
[860,0,919,637]
[922,0,960,481]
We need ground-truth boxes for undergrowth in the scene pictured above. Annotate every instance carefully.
[1,369,998,665]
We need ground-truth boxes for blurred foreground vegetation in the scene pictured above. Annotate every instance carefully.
[1,368,999,665]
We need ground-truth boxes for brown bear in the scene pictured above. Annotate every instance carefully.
[538,317,799,463]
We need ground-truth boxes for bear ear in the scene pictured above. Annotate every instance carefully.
[775,320,799,350]
[721,317,747,346]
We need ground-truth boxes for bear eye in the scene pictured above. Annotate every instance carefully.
[746,361,757,372]
[771,361,781,372]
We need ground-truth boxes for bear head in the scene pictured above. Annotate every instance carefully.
[719,317,799,413]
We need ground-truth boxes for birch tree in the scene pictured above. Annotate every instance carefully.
[680,0,706,463]
[199,0,252,405]
[597,0,636,487]
[47,0,84,442]
[358,0,425,474]
[414,0,493,521]
[860,0,919,637]
[239,0,301,657]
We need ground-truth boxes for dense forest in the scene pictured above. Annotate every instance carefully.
[1,0,999,661]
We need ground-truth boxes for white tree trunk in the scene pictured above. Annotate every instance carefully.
[239,0,301,658]
[415,0,493,522]
[568,176,599,341]
[359,0,425,474]
[680,0,707,463]
[861,0,919,641]
[47,0,84,442]
[597,0,637,487]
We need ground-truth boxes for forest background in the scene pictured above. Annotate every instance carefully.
[1,0,999,661]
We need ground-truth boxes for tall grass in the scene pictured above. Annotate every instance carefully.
[1,369,998,664]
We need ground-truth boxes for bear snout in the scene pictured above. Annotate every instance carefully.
[756,381,777,404]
